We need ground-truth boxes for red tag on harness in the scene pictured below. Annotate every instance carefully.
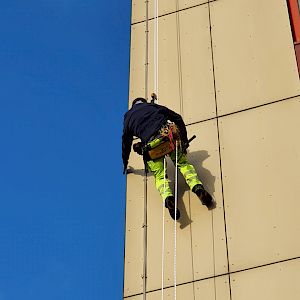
[168,127,175,151]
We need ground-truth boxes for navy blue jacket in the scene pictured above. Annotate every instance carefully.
[122,102,188,167]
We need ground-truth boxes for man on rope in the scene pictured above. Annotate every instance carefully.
[122,97,212,220]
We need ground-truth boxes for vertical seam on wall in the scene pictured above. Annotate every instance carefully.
[211,210,217,300]
[207,1,233,300]
[176,2,195,298]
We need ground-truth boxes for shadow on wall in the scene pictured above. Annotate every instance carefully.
[127,149,216,229]
[188,149,216,198]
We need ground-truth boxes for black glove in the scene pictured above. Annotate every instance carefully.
[182,135,195,155]
[133,142,143,155]
[181,141,188,155]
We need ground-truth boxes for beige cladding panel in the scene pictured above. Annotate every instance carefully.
[231,259,300,300]
[147,7,215,121]
[186,121,228,280]
[194,275,231,300]
[148,14,181,113]
[219,97,300,272]
[179,0,212,11]
[129,23,146,107]
[130,5,216,121]
[210,0,300,115]
[123,152,147,297]
[179,5,216,123]
[131,0,210,24]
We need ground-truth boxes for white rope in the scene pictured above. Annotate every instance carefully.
[153,1,165,298]
[154,0,159,103]
[145,0,149,100]
[143,1,149,299]
[174,141,178,300]
[161,156,166,300]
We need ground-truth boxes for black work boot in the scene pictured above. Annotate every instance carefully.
[192,184,212,206]
[165,196,180,220]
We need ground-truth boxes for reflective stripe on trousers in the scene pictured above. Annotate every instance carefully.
[147,149,202,201]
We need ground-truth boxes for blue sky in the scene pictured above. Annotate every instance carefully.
[0,1,130,299]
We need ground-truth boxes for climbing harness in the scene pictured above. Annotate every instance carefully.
[134,125,196,161]
[147,123,181,160]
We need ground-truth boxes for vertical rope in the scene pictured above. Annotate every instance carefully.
[153,2,164,299]
[143,1,149,299]
[161,156,166,300]
[145,0,149,100]
[154,0,156,96]
[154,0,159,103]
[143,166,148,300]
[175,0,183,116]
[174,141,178,300]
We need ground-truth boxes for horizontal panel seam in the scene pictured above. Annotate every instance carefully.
[123,255,300,298]
[131,0,218,26]
[185,94,300,127]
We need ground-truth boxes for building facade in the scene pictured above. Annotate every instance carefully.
[124,0,300,299]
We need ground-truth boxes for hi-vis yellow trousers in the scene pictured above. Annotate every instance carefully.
[147,149,202,201]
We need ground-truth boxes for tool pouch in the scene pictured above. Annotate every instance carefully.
[147,123,181,160]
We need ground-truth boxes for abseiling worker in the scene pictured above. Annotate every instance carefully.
[122,97,212,220]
